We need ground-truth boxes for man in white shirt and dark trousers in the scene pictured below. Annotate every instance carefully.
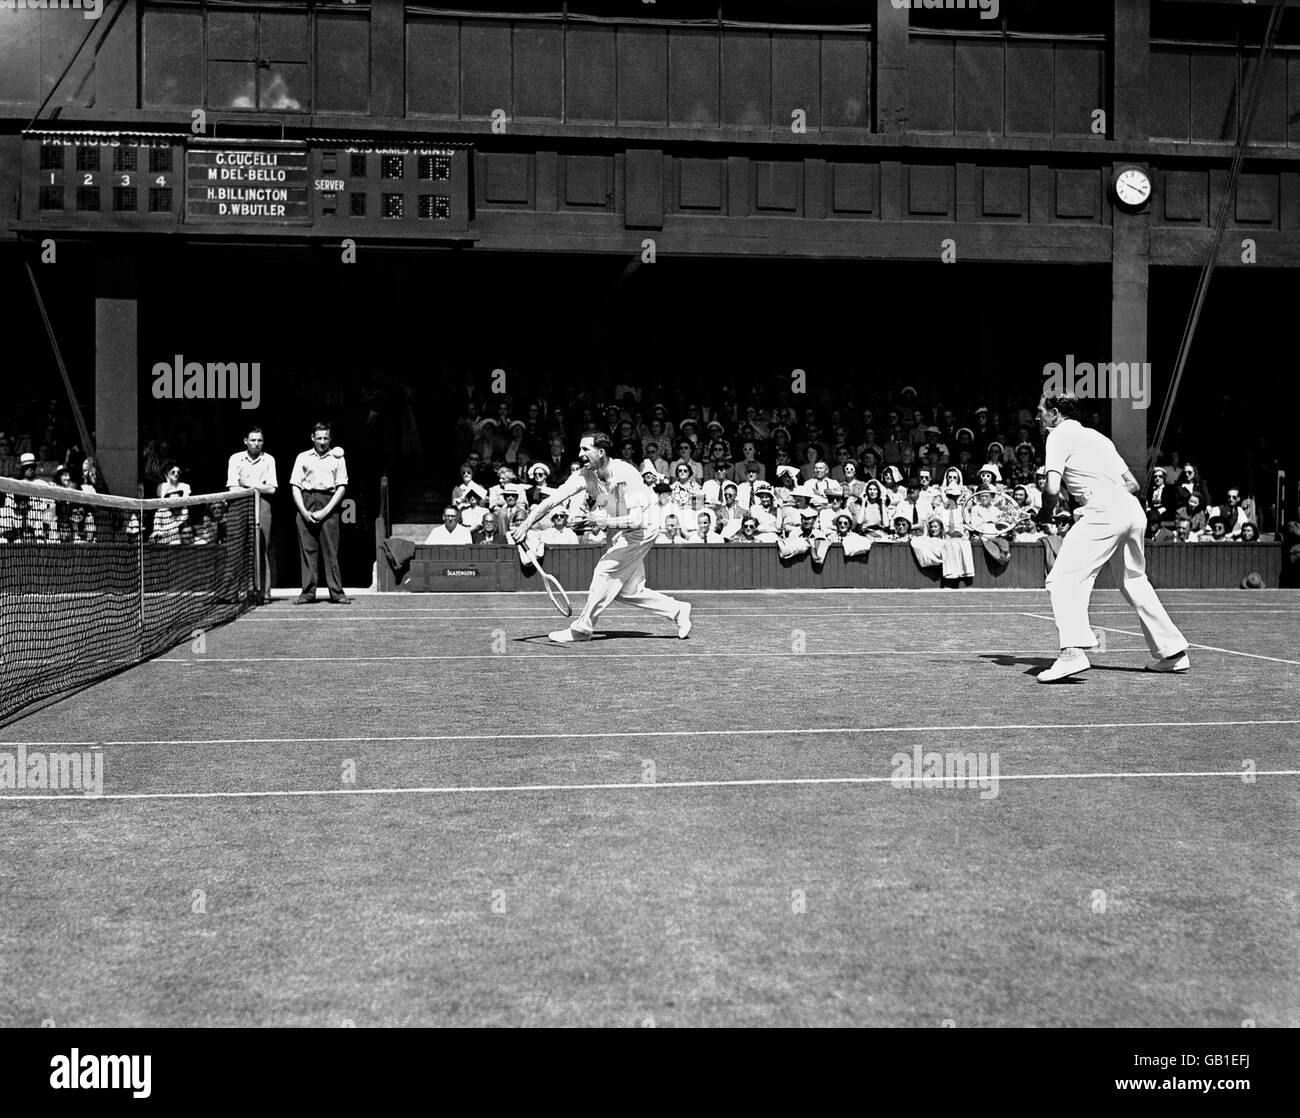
[290,422,352,604]
[227,426,278,604]
[1036,393,1189,682]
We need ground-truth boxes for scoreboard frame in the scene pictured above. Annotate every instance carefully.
[17,130,474,241]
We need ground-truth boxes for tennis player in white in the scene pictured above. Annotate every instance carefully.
[1036,392,1190,682]
[511,433,692,643]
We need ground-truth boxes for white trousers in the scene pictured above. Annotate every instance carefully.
[1045,494,1187,657]
[571,531,682,635]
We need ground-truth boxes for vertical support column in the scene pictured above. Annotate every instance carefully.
[1111,0,1151,471]
[371,0,405,120]
[1112,207,1150,473]
[95,249,138,497]
[875,0,909,135]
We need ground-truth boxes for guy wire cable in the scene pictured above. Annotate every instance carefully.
[1146,0,1285,483]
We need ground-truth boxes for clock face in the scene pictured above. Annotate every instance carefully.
[1115,168,1151,207]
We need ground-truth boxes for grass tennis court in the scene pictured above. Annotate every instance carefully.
[1,588,1296,1027]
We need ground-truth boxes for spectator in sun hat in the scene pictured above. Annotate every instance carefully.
[818,482,848,532]
[831,511,872,558]
[524,461,554,506]
[16,452,39,482]
[538,508,579,545]
[488,464,519,510]
[976,462,1003,491]
[702,458,733,505]
[458,484,490,532]
[749,487,781,541]
[503,419,530,465]
[889,513,916,541]
[1146,466,1176,524]
[736,463,763,508]
[777,505,825,561]
[713,480,744,531]
[495,485,530,539]
[1028,465,1048,512]
[471,416,500,462]
[893,477,933,528]
[879,464,906,507]
[640,460,665,489]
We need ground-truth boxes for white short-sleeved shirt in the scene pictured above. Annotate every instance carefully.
[291,448,348,491]
[1044,419,1129,506]
[227,451,278,492]
[552,458,655,539]
[424,524,472,544]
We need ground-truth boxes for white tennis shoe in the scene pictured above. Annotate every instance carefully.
[675,602,693,639]
[1145,651,1190,673]
[548,628,591,644]
[1037,650,1091,683]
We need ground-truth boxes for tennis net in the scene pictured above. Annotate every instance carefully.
[0,478,259,726]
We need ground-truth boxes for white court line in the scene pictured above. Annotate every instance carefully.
[1021,613,1300,667]
[154,647,1149,664]
[2,768,1297,803]
[236,608,1300,623]
[7,718,1297,749]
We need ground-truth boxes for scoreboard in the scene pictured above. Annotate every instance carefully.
[18,130,473,240]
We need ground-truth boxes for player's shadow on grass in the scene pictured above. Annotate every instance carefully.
[516,630,670,644]
[980,653,1148,680]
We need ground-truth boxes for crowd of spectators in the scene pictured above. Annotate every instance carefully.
[1,401,229,545]
[431,386,1270,558]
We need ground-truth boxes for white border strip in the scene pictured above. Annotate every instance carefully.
[152,648,1150,664]
[6,718,1297,749]
[3,768,1297,803]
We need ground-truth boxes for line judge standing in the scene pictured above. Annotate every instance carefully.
[290,421,352,604]
[227,425,277,604]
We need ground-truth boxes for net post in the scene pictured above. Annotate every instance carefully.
[254,489,263,599]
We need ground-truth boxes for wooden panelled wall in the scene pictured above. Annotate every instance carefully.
[2,5,1299,149]
[403,542,1284,593]
[407,18,873,132]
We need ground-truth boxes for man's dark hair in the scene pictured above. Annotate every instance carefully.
[312,421,331,435]
[1041,393,1084,422]
[246,426,264,438]
[586,431,614,456]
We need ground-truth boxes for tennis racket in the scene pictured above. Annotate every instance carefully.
[518,541,572,616]
[960,490,1037,538]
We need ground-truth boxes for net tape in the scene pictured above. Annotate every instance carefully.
[0,479,259,726]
